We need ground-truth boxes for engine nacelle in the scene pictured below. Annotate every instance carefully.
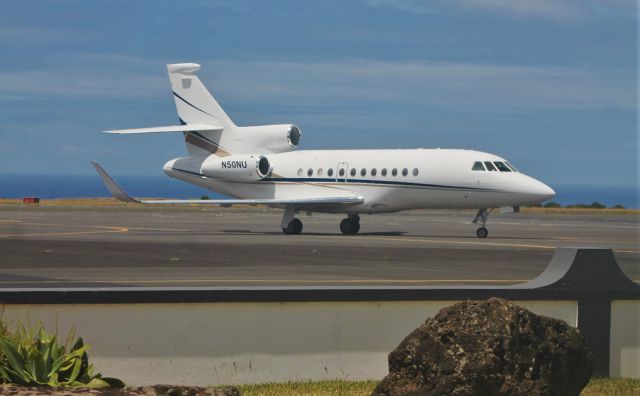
[200,154,272,182]
[237,124,301,153]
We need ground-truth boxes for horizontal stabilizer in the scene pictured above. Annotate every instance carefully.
[104,123,223,134]
[91,161,364,207]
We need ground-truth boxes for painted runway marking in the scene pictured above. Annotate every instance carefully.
[1,218,637,254]
[0,225,129,238]
[138,229,637,254]
[311,235,640,254]
[126,227,189,232]
[424,218,640,230]
[0,278,637,285]
[0,279,530,285]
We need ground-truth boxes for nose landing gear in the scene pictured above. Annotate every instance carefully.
[476,226,488,238]
[472,208,492,238]
[340,214,360,235]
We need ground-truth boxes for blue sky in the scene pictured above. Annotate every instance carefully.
[0,0,637,188]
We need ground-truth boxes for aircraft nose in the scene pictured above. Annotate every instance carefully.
[532,179,555,201]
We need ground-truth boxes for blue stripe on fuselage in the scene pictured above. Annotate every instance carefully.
[170,168,498,192]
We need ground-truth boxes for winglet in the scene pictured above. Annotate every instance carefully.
[91,161,140,203]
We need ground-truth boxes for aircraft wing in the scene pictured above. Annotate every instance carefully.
[91,161,364,207]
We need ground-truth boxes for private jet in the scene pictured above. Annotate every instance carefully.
[93,63,555,238]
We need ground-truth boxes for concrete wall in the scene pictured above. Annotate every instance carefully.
[610,300,640,378]
[3,300,577,386]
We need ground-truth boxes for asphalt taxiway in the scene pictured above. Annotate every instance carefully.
[0,205,637,288]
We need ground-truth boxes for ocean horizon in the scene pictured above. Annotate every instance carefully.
[0,174,637,209]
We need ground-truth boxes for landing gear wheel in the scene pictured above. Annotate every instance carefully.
[282,218,303,235]
[340,218,360,235]
[476,227,488,238]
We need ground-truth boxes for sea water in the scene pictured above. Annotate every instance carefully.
[0,175,637,209]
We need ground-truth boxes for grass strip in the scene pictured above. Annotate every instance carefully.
[237,378,640,396]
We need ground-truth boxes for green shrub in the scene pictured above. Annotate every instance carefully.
[543,201,561,208]
[0,322,124,388]
[201,195,210,200]
[612,204,626,209]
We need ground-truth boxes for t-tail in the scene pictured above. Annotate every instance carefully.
[104,63,301,156]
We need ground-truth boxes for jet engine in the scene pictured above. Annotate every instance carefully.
[200,154,272,182]
[238,124,301,153]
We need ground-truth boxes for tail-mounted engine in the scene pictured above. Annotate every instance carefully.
[200,154,272,182]
[238,124,301,153]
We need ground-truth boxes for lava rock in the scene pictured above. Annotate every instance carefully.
[372,298,592,396]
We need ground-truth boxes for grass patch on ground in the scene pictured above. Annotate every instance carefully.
[581,377,640,396]
[521,207,638,215]
[238,380,377,396]
[237,378,640,396]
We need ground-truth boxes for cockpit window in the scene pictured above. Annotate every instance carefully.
[494,162,512,172]
[484,161,497,171]
[506,161,518,172]
[472,161,485,171]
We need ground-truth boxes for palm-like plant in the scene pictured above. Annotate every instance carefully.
[0,322,123,388]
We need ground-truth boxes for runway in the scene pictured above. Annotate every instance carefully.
[0,205,637,288]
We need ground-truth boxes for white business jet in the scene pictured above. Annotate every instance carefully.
[93,63,555,238]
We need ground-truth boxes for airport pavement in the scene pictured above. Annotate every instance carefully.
[0,205,637,288]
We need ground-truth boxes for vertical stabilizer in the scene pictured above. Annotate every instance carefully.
[167,63,235,156]
[167,63,235,128]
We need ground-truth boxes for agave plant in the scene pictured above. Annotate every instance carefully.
[0,322,124,388]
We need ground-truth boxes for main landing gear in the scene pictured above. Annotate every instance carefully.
[340,214,360,235]
[281,206,303,235]
[472,208,492,238]
[282,218,303,235]
[280,207,361,235]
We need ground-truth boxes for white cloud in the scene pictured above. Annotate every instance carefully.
[367,0,636,21]
[198,59,636,112]
[0,27,73,44]
[0,70,165,99]
[0,56,634,112]
[366,0,434,14]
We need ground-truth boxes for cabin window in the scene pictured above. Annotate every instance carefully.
[371,168,377,176]
[494,162,512,172]
[506,162,518,172]
[328,168,334,177]
[484,161,497,171]
[338,168,345,177]
[307,168,313,177]
[297,168,303,176]
[350,168,356,177]
[413,168,419,176]
[402,168,408,176]
[392,168,398,176]
[381,168,387,176]
[361,168,366,177]
[318,168,324,176]
[472,161,485,171]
